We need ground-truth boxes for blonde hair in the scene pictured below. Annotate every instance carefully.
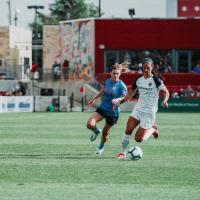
[111,62,129,71]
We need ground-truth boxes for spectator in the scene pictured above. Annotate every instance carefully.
[62,59,69,80]
[33,70,40,80]
[195,85,200,97]
[179,88,185,98]
[183,85,195,97]
[52,61,61,80]
[15,81,26,96]
[171,90,179,98]
[193,64,200,74]
[31,63,37,80]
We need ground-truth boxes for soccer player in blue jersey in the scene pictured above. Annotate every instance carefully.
[86,63,128,155]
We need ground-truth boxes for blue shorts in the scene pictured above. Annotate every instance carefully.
[96,107,119,126]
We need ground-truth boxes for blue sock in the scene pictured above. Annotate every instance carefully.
[98,142,104,149]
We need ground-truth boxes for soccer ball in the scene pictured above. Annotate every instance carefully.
[128,146,143,160]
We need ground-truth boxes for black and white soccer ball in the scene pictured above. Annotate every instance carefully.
[128,146,143,160]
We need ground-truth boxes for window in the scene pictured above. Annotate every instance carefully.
[192,51,200,68]
[105,51,118,72]
[105,50,172,72]
[104,49,200,73]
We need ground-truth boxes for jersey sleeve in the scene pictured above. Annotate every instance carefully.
[153,76,165,91]
[158,82,166,91]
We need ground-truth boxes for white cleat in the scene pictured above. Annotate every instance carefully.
[96,148,104,155]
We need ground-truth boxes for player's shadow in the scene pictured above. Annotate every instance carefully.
[0,153,114,160]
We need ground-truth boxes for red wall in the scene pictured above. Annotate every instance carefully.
[96,72,200,92]
[94,19,200,73]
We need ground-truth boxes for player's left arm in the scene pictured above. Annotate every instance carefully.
[160,86,170,108]
[112,81,127,103]
[112,88,136,108]
[154,76,169,108]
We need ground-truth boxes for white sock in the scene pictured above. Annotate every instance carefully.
[121,133,131,154]
[143,127,155,141]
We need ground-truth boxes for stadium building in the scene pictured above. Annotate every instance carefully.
[43,17,200,75]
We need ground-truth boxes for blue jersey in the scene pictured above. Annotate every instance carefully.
[99,78,127,117]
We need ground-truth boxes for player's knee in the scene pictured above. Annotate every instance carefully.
[86,122,93,129]
[86,119,95,129]
[125,129,133,135]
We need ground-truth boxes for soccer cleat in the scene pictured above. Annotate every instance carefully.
[152,124,159,139]
[96,148,104,155]
[116,153,126,159]
[90,128,101,141]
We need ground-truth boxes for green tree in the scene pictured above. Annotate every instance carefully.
[29,0,99,33]
[44,0,99,24]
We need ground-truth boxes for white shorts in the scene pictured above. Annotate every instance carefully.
[130,109,156,129]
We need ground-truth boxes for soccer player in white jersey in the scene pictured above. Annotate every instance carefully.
[112,58,169,159]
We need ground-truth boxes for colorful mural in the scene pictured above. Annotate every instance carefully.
[59,20,94,80]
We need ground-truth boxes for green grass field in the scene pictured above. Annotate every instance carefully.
[0,112,199,200]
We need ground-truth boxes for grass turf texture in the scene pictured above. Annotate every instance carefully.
[0,112,199,200]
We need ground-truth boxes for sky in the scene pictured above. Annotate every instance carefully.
[0,0,166,29]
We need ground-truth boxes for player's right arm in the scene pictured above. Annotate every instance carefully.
[112,78,138,108]
[88,88,104,108]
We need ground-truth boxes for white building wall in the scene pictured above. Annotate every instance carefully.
[9,26,32,66]
[9,26,32,80]
[0,26,32,80]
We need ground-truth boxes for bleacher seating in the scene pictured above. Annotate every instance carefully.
[161,73,200,91]
[96,73,200,93]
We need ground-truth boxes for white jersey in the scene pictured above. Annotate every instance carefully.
[132,75,165,113]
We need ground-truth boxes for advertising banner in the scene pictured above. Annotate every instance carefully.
[158,98,200,112]
[0,96,33,113]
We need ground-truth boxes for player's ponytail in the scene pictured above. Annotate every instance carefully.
[152,64,158,76]
[152,63,163,80]
[120,62,129,72]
